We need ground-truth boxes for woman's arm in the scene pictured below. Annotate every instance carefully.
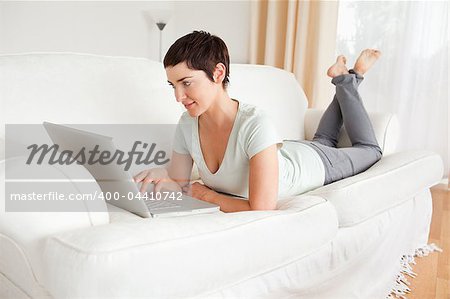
[134,151,193,193]
[248,144,279,210]
[191,144,279,212]
[167,151,194,189]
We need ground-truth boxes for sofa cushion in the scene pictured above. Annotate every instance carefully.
[0,54,309,142]
[304,108,400,156]
[0,53,183,138]
[228,64,308,141]
[307,150,443,227]
[41,196,338,298]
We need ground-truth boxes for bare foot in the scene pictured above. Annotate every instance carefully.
[353,49,381,75]
[327,55,349,78]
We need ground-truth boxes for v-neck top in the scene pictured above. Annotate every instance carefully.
[195,101,240,176]
[172,100,325,199]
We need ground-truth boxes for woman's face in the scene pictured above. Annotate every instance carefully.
[165,62,220,117]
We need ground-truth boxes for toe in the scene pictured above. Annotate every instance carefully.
[337,55,346,64]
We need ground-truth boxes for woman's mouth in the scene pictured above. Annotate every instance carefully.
[184,102,195,109]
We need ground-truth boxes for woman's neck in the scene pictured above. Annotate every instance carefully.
[199,93,238,129]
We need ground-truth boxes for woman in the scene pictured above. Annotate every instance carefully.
[134,31,383,212]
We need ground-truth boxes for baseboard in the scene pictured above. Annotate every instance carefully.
[439,178,447,184]
[438,177,448,188]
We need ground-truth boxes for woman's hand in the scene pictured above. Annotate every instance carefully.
[133,168,181,193]
[182,182,214,202]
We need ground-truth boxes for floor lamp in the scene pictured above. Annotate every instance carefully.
[148,8,172,62]
[156,22,167,62]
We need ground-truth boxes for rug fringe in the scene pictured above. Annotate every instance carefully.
[386,243,443,299]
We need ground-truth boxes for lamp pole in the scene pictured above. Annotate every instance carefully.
[156,22,167,62]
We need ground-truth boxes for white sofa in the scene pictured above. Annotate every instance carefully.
[0,53,444,299]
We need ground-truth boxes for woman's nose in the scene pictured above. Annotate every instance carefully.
[174,88,186,102]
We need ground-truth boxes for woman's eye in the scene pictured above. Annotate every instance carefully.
[183,81,191,87]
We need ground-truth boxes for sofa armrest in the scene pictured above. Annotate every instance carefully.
[307,150,444,227]
[304,108,400,155]
[0,158,110,284]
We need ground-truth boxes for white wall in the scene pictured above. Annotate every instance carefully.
[0,1,251,63]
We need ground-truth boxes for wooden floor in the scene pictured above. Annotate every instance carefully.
[407,183,449,299]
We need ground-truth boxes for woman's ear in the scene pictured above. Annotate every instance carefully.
[213,63,226,83]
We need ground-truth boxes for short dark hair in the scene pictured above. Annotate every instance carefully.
[163,31,230,88]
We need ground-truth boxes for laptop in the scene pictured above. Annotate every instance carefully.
[43,122,220,218]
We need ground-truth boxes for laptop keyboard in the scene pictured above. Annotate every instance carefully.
[144,199,182,210]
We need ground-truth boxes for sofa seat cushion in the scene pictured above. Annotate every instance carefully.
[308,150,443,227]
[41,196,338,298]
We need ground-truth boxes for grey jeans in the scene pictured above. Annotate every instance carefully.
[300,70,383,185]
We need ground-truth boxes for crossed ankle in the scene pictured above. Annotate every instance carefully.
[331,73,355,85]
[349,69,364,78]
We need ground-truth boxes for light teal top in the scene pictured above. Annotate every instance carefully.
[173,100,325,199]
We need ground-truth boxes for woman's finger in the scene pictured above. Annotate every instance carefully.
[139,177,154,193]
[182,184,192,196]
[133,170,148,182]
[154,181,166,193]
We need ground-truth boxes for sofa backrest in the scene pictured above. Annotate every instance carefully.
[0,53,182,131]
[0,53,310,226]
[227,64,308,140]
[0,53,308,142]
